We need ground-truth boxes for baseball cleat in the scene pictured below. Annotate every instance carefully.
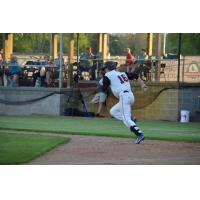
[135,134,145,144]
[95,113,104,117]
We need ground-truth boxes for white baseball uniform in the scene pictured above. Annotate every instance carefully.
[104,70,136,128]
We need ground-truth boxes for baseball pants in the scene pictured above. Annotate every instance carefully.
[110,91,136,128]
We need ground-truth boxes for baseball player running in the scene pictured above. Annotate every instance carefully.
[101,61,147,144]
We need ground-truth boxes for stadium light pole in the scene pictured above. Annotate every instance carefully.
[177,33,182,83]
[50,33,53,58]
[76,33,79,71]
[59,33,63,88]
[163,33,167,56]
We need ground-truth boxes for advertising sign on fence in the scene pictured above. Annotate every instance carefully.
[160,56,200,83]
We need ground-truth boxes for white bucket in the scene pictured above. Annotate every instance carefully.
[180,110,190,123]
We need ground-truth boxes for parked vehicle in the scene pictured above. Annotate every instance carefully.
[22,60,49,78]
[20,60,59,86]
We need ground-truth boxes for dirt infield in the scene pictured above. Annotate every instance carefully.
[28,134,200,165]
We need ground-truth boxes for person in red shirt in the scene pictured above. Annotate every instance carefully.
[125,48,136,72]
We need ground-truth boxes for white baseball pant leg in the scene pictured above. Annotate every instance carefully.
[110,92,136,128]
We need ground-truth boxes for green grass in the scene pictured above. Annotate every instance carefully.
[0,115,200,142]
[0,132,69,164]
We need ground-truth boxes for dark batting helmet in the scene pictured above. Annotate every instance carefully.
[102,61,117,71]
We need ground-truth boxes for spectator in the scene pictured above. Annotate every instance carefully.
[32,60,46,87]
[54,53,65,67]
[79,47,95,80]
[93,52,103,79]
[0,53,6,86]
[126,48,136,65]
[7,55,22,87]
[35,56,51,87]
[136,49,150,81]
[45,68,53,87]
[54,55,65,76]
[140,49,149,61]
[43,55,50,65]
[90,68,107,117]
[42,55,51,87]
[33,68,40,87]
[125,48,136,72]
[40,66,46,86]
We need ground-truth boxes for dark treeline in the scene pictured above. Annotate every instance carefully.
[0,33,200,56]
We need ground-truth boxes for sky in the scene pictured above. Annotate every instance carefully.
[1,0,200,33]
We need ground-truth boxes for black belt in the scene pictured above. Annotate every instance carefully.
[123,90,129,93]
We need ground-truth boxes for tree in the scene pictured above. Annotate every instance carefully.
[62,33,92,55]
[109,34,125,55]
[166,33,200,56]
[0,34,3,50]
[1,33,200,57]
[109,33,147,56]
[12,33,50,53]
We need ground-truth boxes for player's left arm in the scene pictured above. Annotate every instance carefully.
[102,75,111,91]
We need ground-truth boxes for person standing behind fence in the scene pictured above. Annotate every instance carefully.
[79,47,95,80]
[125,48,136,72]
[7,55,22,87]
[40,65,46,87]
[135,49,150,81]
[0,53,7,86]
[90,68,107,117]
[140,49,149,61]
[80,47,94,70]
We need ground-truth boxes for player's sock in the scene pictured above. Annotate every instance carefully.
[130,125,143,136]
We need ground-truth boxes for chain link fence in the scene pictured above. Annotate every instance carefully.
[1,55,200,88]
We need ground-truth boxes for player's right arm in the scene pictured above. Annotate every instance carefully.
[125,71,139,80]
[125,71,148,92]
